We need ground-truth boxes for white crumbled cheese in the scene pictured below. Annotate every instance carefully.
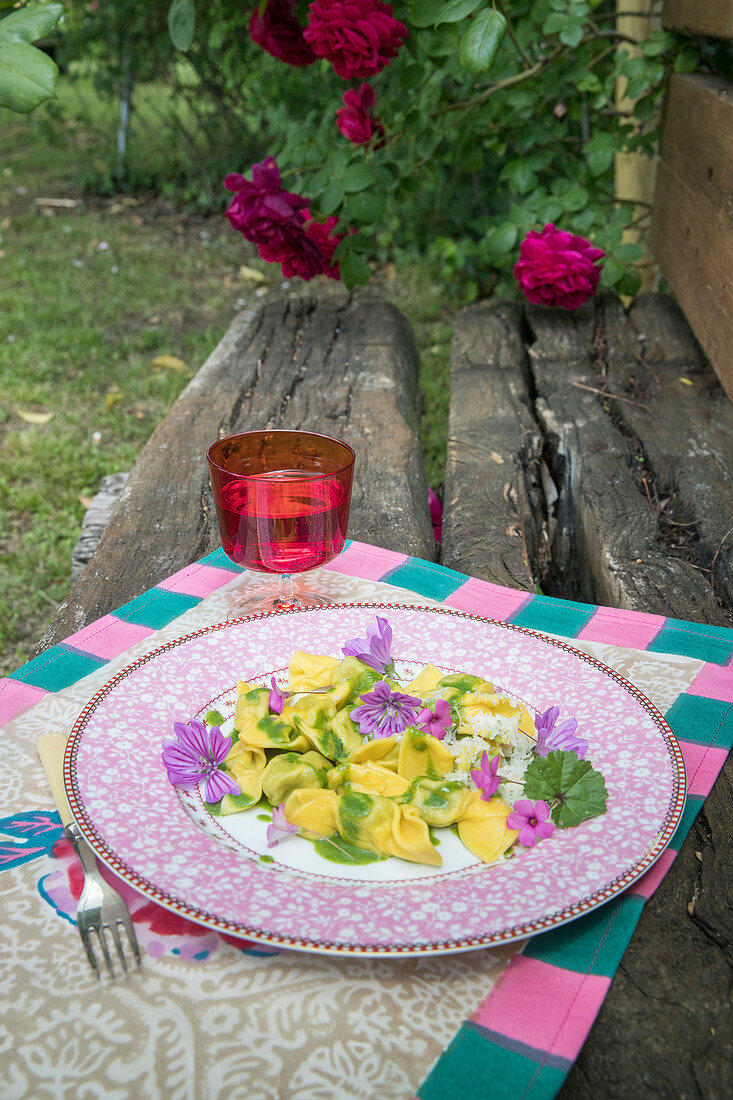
[453,700,536,755]
[444,769,471,784]
[463,710,519,740]
[497,747,534,806]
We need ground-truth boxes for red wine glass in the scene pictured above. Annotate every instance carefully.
[207,429,355,612]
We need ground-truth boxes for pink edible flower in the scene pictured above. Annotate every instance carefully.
[534,705,588,759]
[415,698,452,740]
[470,751,501,800]
[336,84,384,146]
[267,801,300,847]
[342,615,394,674]
[249,0,317,67]
[269,676,288,716]
[514,223,604,311]
[161,719,240,804]
[350,680,422,738]
[304,0,408,81]
[507,799,555,847]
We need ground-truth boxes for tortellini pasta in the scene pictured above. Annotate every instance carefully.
[220,649,535,868]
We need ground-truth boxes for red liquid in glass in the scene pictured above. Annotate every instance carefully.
[215,469,349,573]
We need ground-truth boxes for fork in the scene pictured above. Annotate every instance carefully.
[37,733,141,979]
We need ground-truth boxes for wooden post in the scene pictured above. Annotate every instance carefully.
[662,1,733,37]
[615,1,662,293]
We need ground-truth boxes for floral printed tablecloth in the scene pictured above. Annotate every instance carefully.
[1,541,731,1100]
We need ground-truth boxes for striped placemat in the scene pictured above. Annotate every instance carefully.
[2,539,731,1099]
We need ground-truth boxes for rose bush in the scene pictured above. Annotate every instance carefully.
[155,0,708,302]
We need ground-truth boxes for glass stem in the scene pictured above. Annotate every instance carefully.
[277,574,295,607]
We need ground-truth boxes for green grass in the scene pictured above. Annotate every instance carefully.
[0,78,458,676]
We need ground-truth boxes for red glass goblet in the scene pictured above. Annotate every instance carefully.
[207,429,355,611]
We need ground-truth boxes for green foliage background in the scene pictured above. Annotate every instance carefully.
[57,0,725,297]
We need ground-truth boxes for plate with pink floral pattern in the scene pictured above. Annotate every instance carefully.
[64,603,686,956]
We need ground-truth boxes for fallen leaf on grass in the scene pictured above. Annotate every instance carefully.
[152,354,188,372]
[239,264,267,283]
[78,494,94,509]
[34,197,79,209]
[15,408,54,424]
[106,392,123,410]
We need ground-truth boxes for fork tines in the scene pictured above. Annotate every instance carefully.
[80,917,142,980]
[65,822,142,979]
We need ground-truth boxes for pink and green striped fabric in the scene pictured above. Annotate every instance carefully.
[2,540,731,1099]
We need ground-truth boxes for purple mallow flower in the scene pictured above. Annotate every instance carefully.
[507,799,555,847]
[269,676,288,716]
[350,680,422,738]
[162,719,240,803]
[534,705,588,759]
[267,801,300,847]
[470,751,501,800]
[415,698,452,740]
[342,615,395,675]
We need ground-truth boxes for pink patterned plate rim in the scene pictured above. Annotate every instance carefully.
[65,603,686,957]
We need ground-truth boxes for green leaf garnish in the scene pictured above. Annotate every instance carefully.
[523,751,608,828]
[204,709,225,727]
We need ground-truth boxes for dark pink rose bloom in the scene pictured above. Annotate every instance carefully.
[304,0,408,80]
[259,233,325,280]
[336,83,384,145]
[224,157,308,248]
[514,223,604,310]
[304,212,346,280]
[258,211,347,281]
[249,0,317,67]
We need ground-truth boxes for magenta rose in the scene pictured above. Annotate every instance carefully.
[249,0,316,67]
[305,212,346,279]
[514,223,605,310]
[224,157,308,248]
[304,0,407,80]
[259,233,326,280]
[258,212,347,281]
[336,83,384,145]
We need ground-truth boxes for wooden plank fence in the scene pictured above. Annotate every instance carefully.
[651,2,733,399]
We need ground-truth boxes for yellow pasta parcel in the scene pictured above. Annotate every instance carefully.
[404,663,444,696]
[335,790,441,866]
[348,735,399,770]
[288,650,339,692]
[403,777,473,827]
[327,761,409,799]
[261,750,330,806]
[234,685,307,751]
[224,743,267,806]
[283,787,339,837]
[456,790,519,864]
[397,727,455,781]
[284,693,362,760]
